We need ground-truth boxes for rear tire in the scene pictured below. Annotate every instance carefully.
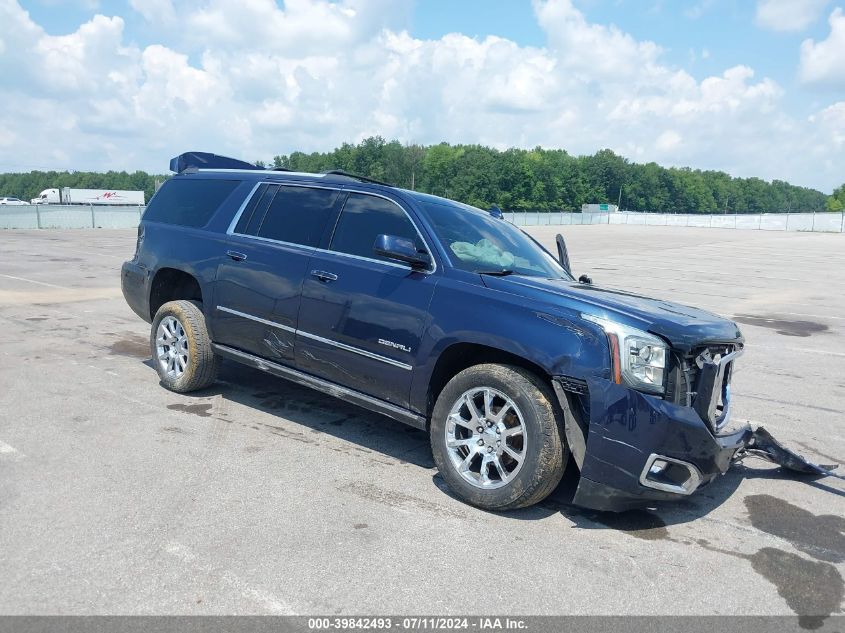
[430,364,567,511]
[150,300,219,393]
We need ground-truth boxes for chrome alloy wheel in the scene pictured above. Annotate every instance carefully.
[444,387,527,489]
[156,316,189,379]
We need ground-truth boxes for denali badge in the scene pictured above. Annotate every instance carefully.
[378,339,411,353]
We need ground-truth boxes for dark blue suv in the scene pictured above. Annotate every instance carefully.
[121,152,750,512]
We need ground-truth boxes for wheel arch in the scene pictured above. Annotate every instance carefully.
[148,267,203,320]
[425,342,552,422]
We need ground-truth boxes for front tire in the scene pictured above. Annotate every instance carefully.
[430,364,568,511]
[150,300,219,393]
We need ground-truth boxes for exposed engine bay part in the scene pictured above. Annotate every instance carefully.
[735,427,845,480]
[691,345,743,432]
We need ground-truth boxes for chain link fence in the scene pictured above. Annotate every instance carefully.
[509,210,845,232]
[0,204,144,229]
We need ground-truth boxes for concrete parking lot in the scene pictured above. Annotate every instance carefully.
[0,226,843,621]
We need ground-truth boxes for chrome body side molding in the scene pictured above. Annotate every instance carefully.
[215,305,412,371]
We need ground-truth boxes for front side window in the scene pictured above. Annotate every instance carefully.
[420,200,569,278]
[329,193,424,263]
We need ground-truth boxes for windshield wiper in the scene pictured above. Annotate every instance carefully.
[477,269,514,276]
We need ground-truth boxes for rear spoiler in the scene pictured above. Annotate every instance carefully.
[169,152,264,174]
[168,152,390,186]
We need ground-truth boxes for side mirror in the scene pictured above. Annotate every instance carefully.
[555,233,572,275]
[373,234,431,270]
[488,204,504,220]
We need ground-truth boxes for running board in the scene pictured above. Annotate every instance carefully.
[211,343,427,430]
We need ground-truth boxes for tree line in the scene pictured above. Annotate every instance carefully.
[0,171,164,205]
[271,138,832,214]
[827,184,845,212]
[1,137,839,214]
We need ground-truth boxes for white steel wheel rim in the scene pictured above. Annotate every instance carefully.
[444,387,528,490]
[156,316,189,379]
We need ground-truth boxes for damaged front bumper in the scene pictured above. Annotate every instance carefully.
[554,376,751,512]
[552,376,841,513]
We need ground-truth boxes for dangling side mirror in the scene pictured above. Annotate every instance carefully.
[555,233,571,276]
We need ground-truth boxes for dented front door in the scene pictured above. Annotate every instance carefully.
[211,233,312,363]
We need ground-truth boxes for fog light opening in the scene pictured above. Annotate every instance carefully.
[639,454,703,495]
[649,459,669,476]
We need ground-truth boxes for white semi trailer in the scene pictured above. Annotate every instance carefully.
[31,188,145,205]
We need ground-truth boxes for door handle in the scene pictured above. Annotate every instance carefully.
[311,270,338,282]
[227,250,247,261]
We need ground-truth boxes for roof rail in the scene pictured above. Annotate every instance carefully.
[321,170,393,187]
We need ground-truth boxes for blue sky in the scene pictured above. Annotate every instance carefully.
[2,0,844,191]
[412,0,835,113]
[27,0,832,113]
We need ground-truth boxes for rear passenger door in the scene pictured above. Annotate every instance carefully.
[211,183,342,363]
[295,191,438,409]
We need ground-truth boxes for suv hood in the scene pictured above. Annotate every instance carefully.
[482,275,742,352]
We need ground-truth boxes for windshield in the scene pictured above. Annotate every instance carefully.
[419,200,571,279]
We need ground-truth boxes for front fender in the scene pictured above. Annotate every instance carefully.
[409,275,609,413]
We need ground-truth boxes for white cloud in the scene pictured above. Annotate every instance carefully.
[656,130,682,151]
[0,126,15,147]
[810,101,845,147]
[534,0,662,80]
[128,0,175,24]
[685,1,714,20]
[183,0,405,55]
[755,0,829,32]
[34,15,133,92]
[0,0,843,191]
[800,8,845,87]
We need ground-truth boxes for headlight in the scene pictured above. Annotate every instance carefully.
[583,314,668,394]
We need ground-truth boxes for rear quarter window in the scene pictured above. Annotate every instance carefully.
[142,178,240,228]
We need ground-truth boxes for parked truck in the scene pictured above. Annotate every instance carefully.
[30,188,145,205]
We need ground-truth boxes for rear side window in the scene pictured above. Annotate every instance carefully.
[329,193,422,262]
[256,186,339,247]
[143,178,239,228]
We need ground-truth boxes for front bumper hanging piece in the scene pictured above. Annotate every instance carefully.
[734,426,845,480]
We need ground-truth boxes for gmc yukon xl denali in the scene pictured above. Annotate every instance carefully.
[122,152,827,513]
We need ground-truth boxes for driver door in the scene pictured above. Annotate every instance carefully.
[295,192,438,408]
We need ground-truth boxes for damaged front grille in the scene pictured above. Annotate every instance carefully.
[667,343,743,434]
